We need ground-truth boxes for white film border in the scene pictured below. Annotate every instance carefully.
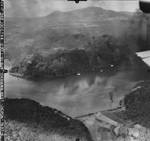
[0,0,4,141]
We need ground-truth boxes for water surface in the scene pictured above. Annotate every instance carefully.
[6,68,148,117]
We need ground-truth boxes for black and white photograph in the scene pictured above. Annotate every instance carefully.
[1,0,150,140]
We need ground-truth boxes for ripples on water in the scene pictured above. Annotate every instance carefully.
[6,69,146,117]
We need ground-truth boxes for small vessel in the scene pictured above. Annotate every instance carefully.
[76,73,81,76]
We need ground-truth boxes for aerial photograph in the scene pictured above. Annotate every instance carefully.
[1,0,150,140]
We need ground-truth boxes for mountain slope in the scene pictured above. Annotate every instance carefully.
[5,7,132,62]
[4,98,93,141]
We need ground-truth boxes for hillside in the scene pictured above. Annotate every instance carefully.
[73,81,150,141]
[45,7,130,25]
[5,6,135,62]
[5,7,150,65]
[5,6,150,79]
[3,98,93,141]
[124,80,150,128]
[10,34,150,80]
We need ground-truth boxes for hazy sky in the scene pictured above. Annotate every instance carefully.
[5,0,139,17]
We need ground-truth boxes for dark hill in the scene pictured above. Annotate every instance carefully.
[9,34,150,80]
[124,81,150,128]
[4,98,93,141]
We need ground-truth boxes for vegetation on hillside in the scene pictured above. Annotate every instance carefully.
[4,98,93,141]
[10,35,134,79]
[124,81,150,127]
[5,7,150,63]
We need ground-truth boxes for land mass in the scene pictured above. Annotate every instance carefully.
[3,98,93,141]
[6,7,150,79]
[5,7,150,63]
[9,34,150,80]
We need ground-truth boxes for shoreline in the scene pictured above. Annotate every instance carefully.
[8,66,119,81]
[9,72,24,78]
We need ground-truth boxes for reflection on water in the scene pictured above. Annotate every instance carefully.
[5,70,149,117]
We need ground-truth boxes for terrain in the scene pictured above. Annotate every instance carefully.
[9,35,150,80]
[5,7,150,63]
[5,7,150,79]
[4,6,150,141]
[124,80,150,128]
[3,81,150,141]
[3,98,93,141]
[75,81,150,141]
[9,34,140,79]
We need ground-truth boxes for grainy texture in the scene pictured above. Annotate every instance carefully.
[3,98,93,141]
